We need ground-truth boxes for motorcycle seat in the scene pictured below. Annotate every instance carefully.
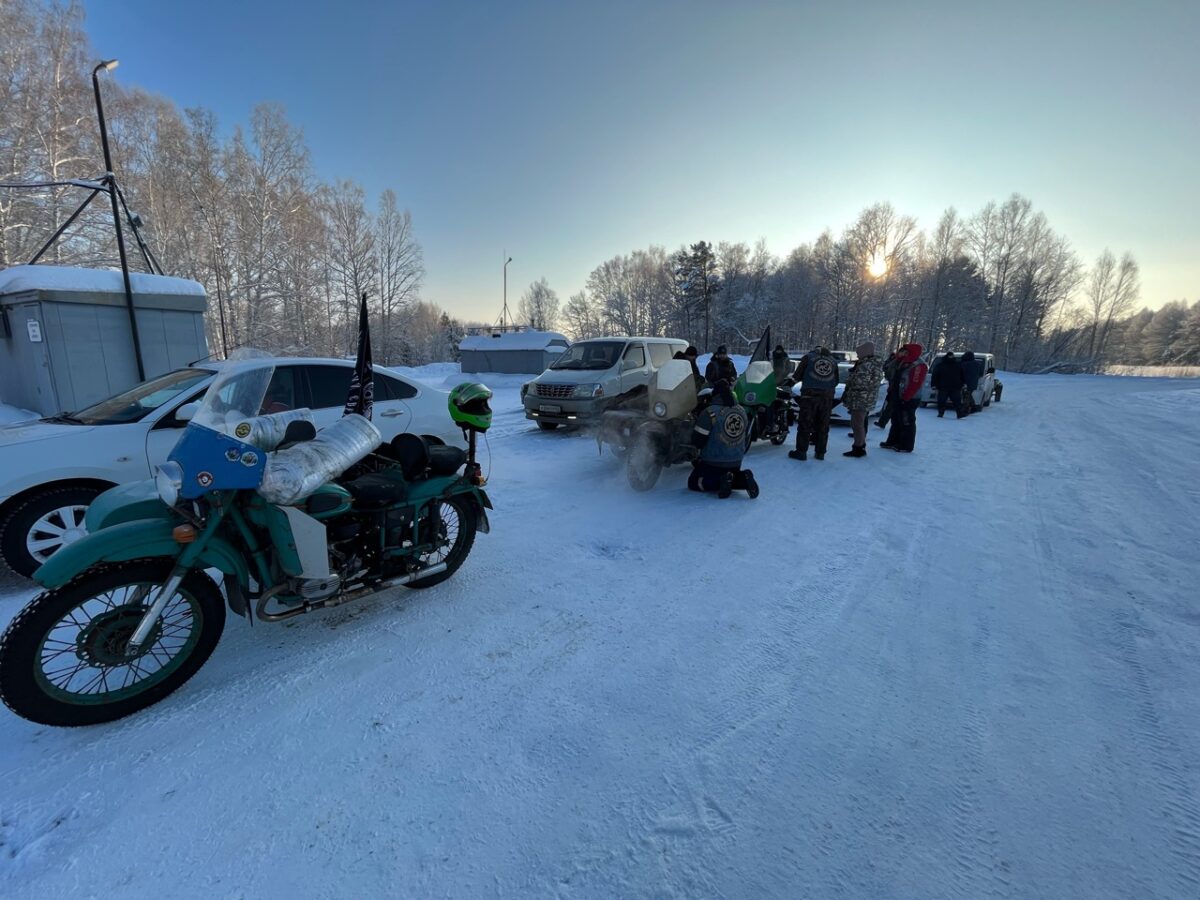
[345,472,408,507]
[380,434,467,480]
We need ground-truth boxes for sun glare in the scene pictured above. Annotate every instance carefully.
[867,251,888,278]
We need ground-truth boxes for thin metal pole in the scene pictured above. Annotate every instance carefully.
[93,62,145,380]
[29,188,101,264]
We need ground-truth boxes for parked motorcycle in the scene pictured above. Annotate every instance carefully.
[596,359,708,491]
[734,361,789,446]
[0,358,494,726]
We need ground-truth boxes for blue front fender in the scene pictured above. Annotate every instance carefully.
[34,518,250,591]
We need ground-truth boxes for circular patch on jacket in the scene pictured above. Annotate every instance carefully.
[723,412,747,440]
[812,358,836,378]
[235,422,252,439]
[196,471,214,488]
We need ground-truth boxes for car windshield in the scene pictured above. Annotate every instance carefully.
[63,368,212,425]
[550,341,625,370]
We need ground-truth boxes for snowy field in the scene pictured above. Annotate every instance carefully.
[2,369,1199,899]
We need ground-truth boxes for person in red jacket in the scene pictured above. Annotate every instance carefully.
[880,343,928,453]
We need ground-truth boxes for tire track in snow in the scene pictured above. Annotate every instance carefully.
[1109,608,1200,894]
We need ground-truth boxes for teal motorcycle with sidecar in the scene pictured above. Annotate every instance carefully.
[0,359,494,726]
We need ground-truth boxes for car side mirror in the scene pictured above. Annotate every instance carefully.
[987,367,995,374]
[175,401,200,423]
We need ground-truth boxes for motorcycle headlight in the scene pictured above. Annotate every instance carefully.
[653,401,668,418]
[573,383,602,398]
[155,461,183,507]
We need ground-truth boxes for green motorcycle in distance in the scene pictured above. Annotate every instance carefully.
[0,359,494,727]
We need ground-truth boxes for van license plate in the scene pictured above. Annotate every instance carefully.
[540,404,562,414]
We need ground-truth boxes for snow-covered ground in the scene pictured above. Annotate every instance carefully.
[0,403,38,426]
[2,371,1199,899]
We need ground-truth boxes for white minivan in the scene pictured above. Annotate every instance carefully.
[521,337,688,429]
[919,351,997,410]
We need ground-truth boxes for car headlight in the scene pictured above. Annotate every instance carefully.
[155,461,183,507]
[573,383,602,398]
[653,401,668,417]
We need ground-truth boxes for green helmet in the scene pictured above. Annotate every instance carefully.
[448,381,493,432]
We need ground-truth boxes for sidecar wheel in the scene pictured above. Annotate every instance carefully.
[406,497,478,589]
[0,560,225,727]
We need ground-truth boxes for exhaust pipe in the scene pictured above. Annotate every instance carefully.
[256,563,449,622]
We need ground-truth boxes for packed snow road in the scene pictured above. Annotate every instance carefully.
[2,371,1198,899]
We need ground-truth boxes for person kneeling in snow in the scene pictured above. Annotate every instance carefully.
[688,380,760,499]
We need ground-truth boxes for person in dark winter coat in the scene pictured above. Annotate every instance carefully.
[771,344,794,384]
[675,350,705,391]
[684,345,702,382]
[960,351,984,412]
[881,343,927,453]
[688,380,759,498]
[704,345,738,387]
[875,350,901,429]
[788,346,839,461]
[931,352,966,418]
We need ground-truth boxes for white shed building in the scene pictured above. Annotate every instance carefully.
[458,329,569,374]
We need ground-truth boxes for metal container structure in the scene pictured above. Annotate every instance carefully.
[458,328,569,375]
[0,265,208,416]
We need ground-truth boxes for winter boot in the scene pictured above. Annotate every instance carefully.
[788,449,807,461]
[718,471,735,499]
[937,410,945,418]
[843,445,866,458]
[815,452,825,460]
[743,470,760,499]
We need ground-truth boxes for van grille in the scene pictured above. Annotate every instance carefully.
[536,383,575,400]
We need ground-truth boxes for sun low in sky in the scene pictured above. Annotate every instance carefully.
[82,0,1198,320]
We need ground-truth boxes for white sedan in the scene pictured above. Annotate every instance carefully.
[0,358,464,577]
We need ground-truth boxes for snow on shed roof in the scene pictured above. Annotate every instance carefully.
[459,330,569,352]
[0,264,206,298]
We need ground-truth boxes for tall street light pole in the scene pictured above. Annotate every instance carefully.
[502,255,513,329]
[93,58,145,380]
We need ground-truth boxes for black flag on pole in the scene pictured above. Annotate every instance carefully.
[343,291,374,420]
[749,325,772,363]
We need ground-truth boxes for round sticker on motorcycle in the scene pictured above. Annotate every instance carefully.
[234,422,252,439]
[745,390,758,404]
[813,358,836,379]
[225,448,241,462]
[196,471,214,488]
[240,451,258,467]
[722,412,746,440]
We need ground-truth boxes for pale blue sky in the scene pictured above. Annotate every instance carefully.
[83,0,1198,319]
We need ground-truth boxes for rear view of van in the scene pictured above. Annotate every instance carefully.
[521,337,687,429]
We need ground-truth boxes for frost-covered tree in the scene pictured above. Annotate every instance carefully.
[517,277,560,332]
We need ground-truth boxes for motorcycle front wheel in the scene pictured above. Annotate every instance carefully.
[0,559,225,727]
[406,497,478,589]
[627,430,664,492]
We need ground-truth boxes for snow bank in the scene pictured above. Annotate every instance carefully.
[0,264,206,297]
[0,403,38,425]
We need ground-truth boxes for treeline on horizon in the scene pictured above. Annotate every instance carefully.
[4,1,1196,374]
[524,206,1197,372]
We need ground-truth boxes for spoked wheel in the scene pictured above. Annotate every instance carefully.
[0,559,225,726]
[627,430,664,492]
[406,496,478,589]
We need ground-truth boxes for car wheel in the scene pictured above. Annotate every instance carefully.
[1,486,104,578]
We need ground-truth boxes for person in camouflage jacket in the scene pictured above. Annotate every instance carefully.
[842,342,884,457]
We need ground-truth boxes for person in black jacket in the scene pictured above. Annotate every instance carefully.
[704,345,737,386]
[931,352,966,418]
[960,351,984,413]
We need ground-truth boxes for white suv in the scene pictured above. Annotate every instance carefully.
[0,357,463,576]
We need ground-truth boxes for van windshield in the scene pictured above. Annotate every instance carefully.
[550,341,626,370]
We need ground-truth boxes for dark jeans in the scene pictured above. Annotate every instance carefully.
[876,393,894,427]
[795,393,833,455]
[688,462,751,493]
[885,399,919,452]
[937,388,965,417]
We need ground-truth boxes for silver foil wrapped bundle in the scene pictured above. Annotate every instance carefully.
[258,414,381,505]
